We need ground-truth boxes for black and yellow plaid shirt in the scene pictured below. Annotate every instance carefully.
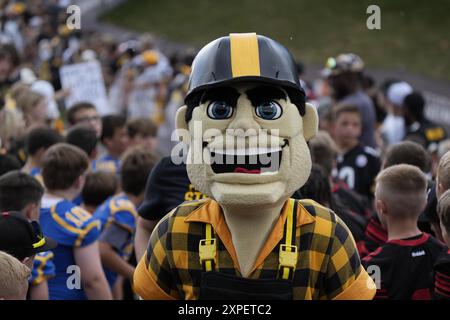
[134,198,376,300]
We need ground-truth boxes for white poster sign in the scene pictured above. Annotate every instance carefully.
[60,60,109,115]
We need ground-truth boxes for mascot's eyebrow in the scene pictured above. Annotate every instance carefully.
[245,86,286,107]
[200,87,241,106]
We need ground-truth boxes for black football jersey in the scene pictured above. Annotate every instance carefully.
[433,249,450,300]
[406,120,447,153]
[357,215,387,259]
[332,177,373,219]
[138,156,207,221]
[362,233,445,300]
[335,145,381,199]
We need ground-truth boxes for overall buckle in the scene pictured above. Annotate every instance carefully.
[199,238,217,264]
[279,244,298,269]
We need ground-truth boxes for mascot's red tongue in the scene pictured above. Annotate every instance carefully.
[234,167,261,174]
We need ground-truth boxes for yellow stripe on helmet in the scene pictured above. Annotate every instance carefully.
[229,33,261,77]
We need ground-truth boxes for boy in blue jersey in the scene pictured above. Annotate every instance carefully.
[93,115,128,174]
[81,171,118,214]
[95,146,158,297]
[0,170,56,300]
[40,143,112,300]
[66,125,100,206]
[21,127,63,185]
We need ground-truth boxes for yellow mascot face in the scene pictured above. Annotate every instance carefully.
[176,83,318,208]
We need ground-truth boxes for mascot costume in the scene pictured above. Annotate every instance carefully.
[134,33,376,300]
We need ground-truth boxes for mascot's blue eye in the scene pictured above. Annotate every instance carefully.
[207,101,233,119]
[255,101,282,120]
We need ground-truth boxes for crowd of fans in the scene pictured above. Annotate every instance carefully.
[0,0,449,300]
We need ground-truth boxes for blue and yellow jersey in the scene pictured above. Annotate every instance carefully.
[40,198,101,300]
[30,251,56,286]
[92,154,120,174]
[29,167,44,186]
[72,194,83,206]
[94,193,137,287]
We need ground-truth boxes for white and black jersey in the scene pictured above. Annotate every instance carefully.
[335,145,381,199]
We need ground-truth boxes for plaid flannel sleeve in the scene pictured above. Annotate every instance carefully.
[133,212,180,300]
[323,215,376,300]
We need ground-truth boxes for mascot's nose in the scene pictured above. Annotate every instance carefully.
[227,96,261,135]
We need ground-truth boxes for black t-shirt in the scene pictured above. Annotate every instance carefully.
[138,156,207,221]
[335,145,381,199]
[406,120,447,153]
[424,183,438,224]
[362,233,445,300]
[334,205,367,243]
[434,249,450,299]
[332,178,373,219]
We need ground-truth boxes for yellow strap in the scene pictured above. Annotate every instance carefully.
[205,224,213,272]
[285,199,294,246]
[279,199,298,280]
[206,223,212,242]
[199,224,216,272]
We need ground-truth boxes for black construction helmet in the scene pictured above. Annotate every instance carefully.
[184,33,305,120]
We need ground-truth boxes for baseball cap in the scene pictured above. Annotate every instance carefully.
[387,81,413,106]
[322,53,365,77]
[0,212,57,261]
[31,80,60,120]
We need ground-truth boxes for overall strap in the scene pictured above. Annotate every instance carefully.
[199,223,217,272]
[278,199,298,280]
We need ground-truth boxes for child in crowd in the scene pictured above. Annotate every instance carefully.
[94,146,158,297]
[435,190,450,299]
[362,164,444,299]
[22,127,63,184]
[358,141,433,258]
[127,118,158,151]
[66,125,99,161]
[0,251,31,300]
[39,143,112,300]
[434,151,450,242]
[331,104,380,199]
[81,171,118,214]
[66,102,102,138]
[93,115,129,174]
[0,170,55,300]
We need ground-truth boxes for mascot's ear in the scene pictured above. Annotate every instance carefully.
[175,105,192,145]
[303,103,318,141]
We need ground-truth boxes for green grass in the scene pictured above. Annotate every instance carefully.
[101,0,450,81]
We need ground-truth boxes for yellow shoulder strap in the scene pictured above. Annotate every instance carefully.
[199,223,217,272]
[279,199,298,280]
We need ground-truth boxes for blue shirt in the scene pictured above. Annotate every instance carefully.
[40,198,100,300]
[30,251,56,286]
[29,167,44,185]
[93,193,137,287]
[92,154,120,174]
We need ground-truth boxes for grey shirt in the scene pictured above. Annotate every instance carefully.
[339,90,377,148]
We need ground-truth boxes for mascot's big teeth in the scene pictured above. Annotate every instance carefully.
[208,146,282,156]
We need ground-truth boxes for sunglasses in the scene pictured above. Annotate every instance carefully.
[76,115,101,123]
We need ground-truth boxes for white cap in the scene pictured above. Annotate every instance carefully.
[31,80,60,119]
[20,68,37,84]
[81,49,97,61]
[387,81,413,106]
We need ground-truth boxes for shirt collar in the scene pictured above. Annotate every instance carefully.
[185,198,315,275]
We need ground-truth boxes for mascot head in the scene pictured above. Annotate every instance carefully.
[176,33,318,209]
